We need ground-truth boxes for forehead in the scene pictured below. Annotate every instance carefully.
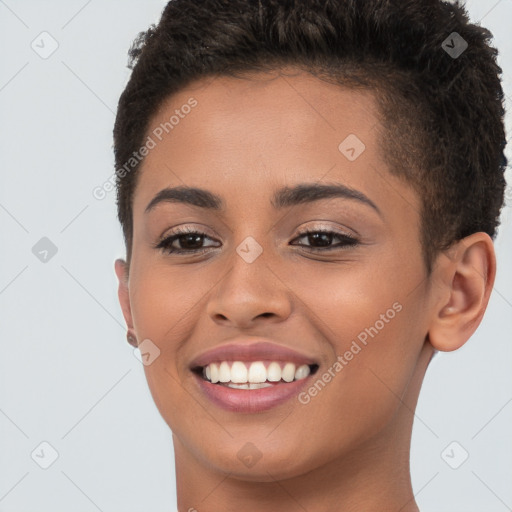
[133,69,418,221]
[143,69,380,161]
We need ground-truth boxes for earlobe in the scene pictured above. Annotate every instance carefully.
[114,258,137,347]
[427,233,496,352]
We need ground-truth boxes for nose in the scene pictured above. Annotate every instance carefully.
[206,246,293,329]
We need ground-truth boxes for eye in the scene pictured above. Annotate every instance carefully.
[155,227,359,256]
[155,227,220,255]
[290,229,359,252]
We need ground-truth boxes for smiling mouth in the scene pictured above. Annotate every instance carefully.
[192,361,320,389]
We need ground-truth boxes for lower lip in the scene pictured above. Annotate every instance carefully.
[193,373,313,413]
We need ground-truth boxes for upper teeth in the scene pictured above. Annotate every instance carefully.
[203,361,311,384]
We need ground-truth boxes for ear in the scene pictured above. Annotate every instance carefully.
[427,232,496,352]
[114,258,137,347]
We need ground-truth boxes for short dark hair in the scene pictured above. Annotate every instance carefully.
[113,0,508,271]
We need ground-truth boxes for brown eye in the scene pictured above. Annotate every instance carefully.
[291,230,359,251]
[155,229,220,255]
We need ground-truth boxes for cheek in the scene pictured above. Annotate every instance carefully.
[128,266,208,412]
[271,302,424,472]
[129,263,211,341]
[283,258,427,413]
[275,257,415,350]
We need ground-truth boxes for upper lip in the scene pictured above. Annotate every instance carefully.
[189,340,319,369]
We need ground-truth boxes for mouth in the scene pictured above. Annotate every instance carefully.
[192,360,320,389]
[189,340,321,412]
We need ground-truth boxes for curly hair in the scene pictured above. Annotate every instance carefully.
[113,0,508,271]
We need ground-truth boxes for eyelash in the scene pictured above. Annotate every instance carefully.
[154,226,359,255]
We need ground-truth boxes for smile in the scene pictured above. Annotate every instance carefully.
[193,361,318,413]
[198,360,317,389]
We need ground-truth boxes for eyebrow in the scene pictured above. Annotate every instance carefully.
[145,183,381,216]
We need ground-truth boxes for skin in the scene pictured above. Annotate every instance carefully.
[115,68,496,512]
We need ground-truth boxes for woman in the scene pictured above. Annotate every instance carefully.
[112,1,507,510]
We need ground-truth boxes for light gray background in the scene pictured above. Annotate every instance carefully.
[0,1,510,511]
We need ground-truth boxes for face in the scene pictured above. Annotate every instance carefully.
[119,69,436,481]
